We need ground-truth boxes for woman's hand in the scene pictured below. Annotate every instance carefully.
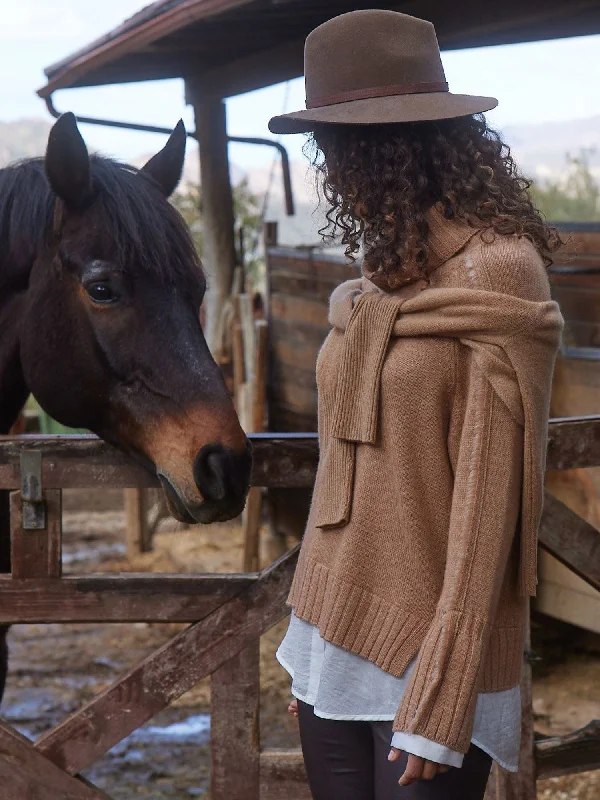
[287,697,299,718]
[388,747,451,786]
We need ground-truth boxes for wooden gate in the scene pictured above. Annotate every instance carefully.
[0,426,598,798]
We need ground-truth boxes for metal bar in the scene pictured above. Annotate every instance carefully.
[44,96,294,214]
[19,451,46,530]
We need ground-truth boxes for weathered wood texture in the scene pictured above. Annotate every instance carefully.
[536,719,600,779]
[0,718,109,800]
[546,416,600,470]
[0,573,254,623]
[211,644,260,800]
[124,488,152,558]
[486,611,536,799]
[0,434,319,489]
[266,247,358,431]
[539,489,600,591]
[35,547,298,776]
[187,82,236,356]
[10,489,62,579]
[259,750,311,800]
[1,418,598,491]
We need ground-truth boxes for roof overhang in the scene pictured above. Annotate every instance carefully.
[38,0,600,100]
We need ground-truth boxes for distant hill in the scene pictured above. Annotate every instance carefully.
[2,115,599,246]
[0,119,52,166]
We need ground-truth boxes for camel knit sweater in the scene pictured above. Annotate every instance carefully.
[287,207,565,753]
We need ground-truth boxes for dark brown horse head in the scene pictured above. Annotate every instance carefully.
[14,113,251,524]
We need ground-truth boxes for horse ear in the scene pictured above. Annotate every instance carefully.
[45,112,92,208]
[140,119,186,197]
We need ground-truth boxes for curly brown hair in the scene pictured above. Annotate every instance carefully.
[305,115,562,290]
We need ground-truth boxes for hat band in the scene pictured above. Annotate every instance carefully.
[307,80,449,109]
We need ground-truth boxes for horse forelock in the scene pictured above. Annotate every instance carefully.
[0,155,203,286]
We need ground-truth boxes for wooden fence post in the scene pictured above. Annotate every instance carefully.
[211,642,260,800]
[485,605,536,799]
[124,488,152,559]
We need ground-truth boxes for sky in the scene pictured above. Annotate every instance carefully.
[2,0,600,169]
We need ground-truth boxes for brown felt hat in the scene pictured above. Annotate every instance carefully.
[268,10,497,134]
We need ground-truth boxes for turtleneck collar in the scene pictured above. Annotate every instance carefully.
[425,203,482,270]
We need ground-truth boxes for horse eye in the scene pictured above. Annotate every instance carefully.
[86,282,119,304]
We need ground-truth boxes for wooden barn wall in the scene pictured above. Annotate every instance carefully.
[266,229,600,433]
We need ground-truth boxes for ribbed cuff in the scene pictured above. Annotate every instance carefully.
[393,608,490,753]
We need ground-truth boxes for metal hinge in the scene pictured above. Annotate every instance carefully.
[20,450,46,530]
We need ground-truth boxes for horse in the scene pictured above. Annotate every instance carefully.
[0,112,252,700]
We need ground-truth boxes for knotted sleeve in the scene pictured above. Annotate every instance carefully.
[392,346,525,753]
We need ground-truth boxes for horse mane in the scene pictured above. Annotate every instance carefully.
[0,154,202,284]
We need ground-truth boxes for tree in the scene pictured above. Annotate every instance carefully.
[530,149,600,222]
[170,178,264,287]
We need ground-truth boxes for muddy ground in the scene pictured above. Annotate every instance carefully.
[3,489,599,798]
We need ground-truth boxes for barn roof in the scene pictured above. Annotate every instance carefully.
[38,0,600,100]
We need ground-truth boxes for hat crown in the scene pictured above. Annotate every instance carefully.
[304,10,447,109]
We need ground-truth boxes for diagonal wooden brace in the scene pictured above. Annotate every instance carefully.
[0,717,109,799]
[35,546,299,775]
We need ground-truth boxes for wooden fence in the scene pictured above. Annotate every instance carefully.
[0,422,598,798]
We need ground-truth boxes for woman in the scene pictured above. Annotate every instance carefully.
[268,9,564,800]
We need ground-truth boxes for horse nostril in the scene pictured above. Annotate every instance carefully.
[193,442,252,506]
[194,445,228,503]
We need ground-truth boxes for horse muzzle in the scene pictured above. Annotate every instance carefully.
[158,440,253,525]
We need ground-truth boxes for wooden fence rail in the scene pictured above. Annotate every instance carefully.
[0,419,598,798]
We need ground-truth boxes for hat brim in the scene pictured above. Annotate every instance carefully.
[268,92,498,134]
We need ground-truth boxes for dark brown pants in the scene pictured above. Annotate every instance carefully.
[297,700,493,800]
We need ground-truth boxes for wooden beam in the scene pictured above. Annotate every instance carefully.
[536,719,600,779]
[211,644,260,800]
[10,490,62,579]
[124,488,152,557]
[34,546,298,775]
[0,416,597,492]
[197,37,304,99]
[539,489,600,591]
[259,750,310,800]
[186,78,236,356]
[0,434,320,490]
[0,719,109,799]
[0,573,254,623]
[546,415,600,470]
[486,610,536,799]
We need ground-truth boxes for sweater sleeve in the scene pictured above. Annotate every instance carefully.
[392,345,525,754]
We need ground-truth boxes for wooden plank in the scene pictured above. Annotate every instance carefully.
[252,319,268,434]
[271,337,322,374]
[268,380,318,416]
[239,293,256,385]
[124,488,152,558]
[0,573,254,623]
[211,644,260,800]
[546,415,600,470]
[0,434,320,490]
[270,294,330,327]
[0,420,596,492]
[249,435,318,489]
[550,285,600,323]
[10,490,62,579]
[0,718,109,800]
[536,719,600,779]
[539,489,600,591]
[269,273,341,303]
[243,488,263,572]
[188,82,237,354]
[270,317,331,350]
[35,546,299,775]
[260,750,311,800]
[486,610,535,799]
[267,250,359,283]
